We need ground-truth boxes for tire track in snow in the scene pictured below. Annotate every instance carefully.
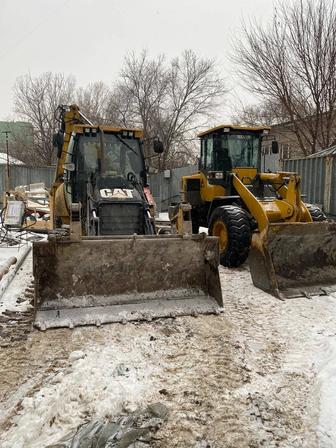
[1,262,336,447]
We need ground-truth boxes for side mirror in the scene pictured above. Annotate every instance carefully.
[271,141,279,154]
[153,139,164,154]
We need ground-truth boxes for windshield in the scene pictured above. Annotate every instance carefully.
[202,133,260,171]
[225,134,260,168]
[76,132,143,181]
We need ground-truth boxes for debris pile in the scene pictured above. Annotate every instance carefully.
[47,403,168,448]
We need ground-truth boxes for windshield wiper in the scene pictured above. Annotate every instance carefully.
[114,133,139,157]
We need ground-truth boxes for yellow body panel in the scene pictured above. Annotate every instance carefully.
[232,175,269,231]
[182,172,225,203]
[73,124,143,138]
[54,183,70,225]
[232,167,258,184]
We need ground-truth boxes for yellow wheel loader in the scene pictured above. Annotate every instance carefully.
[32,105,223,330]
[172,125,336,300]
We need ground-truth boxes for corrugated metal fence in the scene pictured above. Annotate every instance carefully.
[149,165,197,212]
[283,156,336,217]
[2,158,334,217]
[0,165,55,200]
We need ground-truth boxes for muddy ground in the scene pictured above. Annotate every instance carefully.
[0,256,335,447]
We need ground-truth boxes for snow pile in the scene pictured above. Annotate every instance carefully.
[1,338,159,448]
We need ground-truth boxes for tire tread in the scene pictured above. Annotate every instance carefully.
[209,205,252,267]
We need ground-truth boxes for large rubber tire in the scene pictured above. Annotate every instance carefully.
[209,205,252,267]
[306,204,327,222]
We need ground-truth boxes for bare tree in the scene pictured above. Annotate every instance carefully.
[159,50,226,168]
[109,50,226,169]
[113,50,168,158]
[14,72,75,165]
[105,85,139,127]
[233,0,336,155]
[75,81,110,123]
[231,99,289,126]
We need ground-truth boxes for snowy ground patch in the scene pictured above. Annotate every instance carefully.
[0,247,33,314]
[315,318,336,446]
[0,333,160,448]
[1,258,336,447]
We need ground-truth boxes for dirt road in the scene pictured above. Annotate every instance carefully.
[0,255,335,447]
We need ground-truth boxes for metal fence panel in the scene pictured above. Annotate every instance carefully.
[283,156,335,217]
[153,157,336,217]
[330,158,336,217]
[149,165,197,212]
[284,157,325,206]
[0,165,55,198]
[5,159,333,217]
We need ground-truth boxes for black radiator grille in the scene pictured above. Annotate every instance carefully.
[98,203,143,235]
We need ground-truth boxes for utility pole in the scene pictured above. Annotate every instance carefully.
[2,130,11,191]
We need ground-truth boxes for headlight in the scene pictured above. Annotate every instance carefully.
[215,172,224,179]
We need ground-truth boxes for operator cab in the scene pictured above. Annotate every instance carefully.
[64,126,147,204]
[198,125,271,179]
[62,125,163,236]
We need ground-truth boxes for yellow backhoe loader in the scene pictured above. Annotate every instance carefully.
[30,105,222,330]
[171,125,336,300]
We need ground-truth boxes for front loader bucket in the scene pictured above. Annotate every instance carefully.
[33,235,223,330]
[249,222,336,299]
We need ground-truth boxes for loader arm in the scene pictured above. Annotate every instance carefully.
[233,172,336,299]
[50,105,93,228]
[232,172,312,230]
[54,105,92,183]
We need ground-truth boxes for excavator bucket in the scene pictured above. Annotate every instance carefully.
[249,222,336,299]
[33,235,223,330]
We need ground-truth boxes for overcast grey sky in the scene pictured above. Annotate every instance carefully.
[0,0,275,121]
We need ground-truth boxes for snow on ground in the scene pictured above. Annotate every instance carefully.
[0,258,336,447]
[0,246,32,314]
[0,244,27,265]
[315,325,336,445]
[1,338,159,448]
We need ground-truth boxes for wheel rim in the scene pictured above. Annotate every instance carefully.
[212,220,228,251]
